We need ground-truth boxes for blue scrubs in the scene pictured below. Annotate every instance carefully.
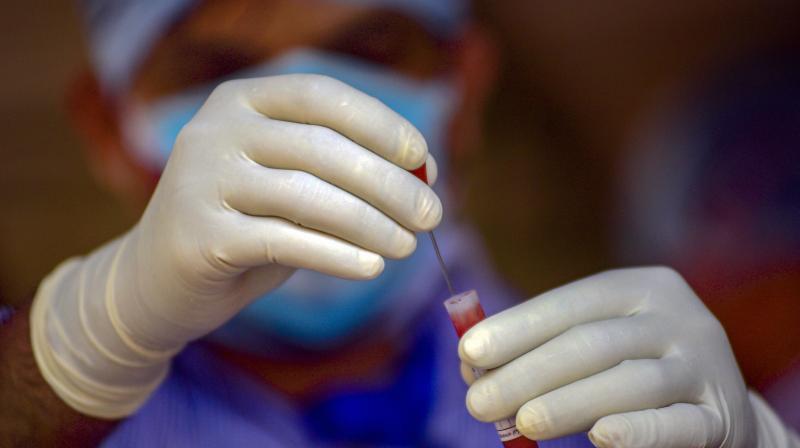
[101,262,593,447]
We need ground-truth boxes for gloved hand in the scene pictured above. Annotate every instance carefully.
[458,267,800,447]
[30,74,441,418]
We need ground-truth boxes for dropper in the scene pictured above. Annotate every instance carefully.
[429,232,455,295]
[410,163,455,296]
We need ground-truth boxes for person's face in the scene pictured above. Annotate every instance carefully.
[131,0,458,101]
[71,0,496,210]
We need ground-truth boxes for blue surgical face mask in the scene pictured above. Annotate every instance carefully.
[122,48,457,350]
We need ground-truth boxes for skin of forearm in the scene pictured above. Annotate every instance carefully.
[0,305,117,447]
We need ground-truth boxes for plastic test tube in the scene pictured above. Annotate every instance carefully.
[444,290,539,448]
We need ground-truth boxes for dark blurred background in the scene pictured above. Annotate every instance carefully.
[0,1,134,304]
[2,0,799,427]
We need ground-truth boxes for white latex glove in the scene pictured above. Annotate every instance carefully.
[458,267,800,447]
[30,74,441,418]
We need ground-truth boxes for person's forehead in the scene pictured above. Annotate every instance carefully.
[131,0,460,100]
[177,0,396,56]
[182,0,469,38]
[82,0,468,97]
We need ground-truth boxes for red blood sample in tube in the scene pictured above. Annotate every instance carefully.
[444,290,538,448]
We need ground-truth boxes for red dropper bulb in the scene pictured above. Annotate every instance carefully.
[410,163,428,183]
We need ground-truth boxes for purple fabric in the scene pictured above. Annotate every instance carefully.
[0,305,15,326]
[101,231,594,447]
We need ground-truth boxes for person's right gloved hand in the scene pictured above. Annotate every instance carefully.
[30,74,441,419]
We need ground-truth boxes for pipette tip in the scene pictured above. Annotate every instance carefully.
[428,231,455,296]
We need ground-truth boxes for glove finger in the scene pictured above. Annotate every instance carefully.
[459,269,650,369]
[465,314,665,422]
[241,74,429,170]
[514,357,697,440]
[241,118,441,232]
[460,361,478,386]
[423,153,438,186]
[588,403,723,448]
[226,166,417,259]
[220,214,384,280]
[235,264,296,303]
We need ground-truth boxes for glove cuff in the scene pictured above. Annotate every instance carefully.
[30,237,170,419]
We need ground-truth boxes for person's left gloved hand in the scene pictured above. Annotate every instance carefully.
[458,267,800,447]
